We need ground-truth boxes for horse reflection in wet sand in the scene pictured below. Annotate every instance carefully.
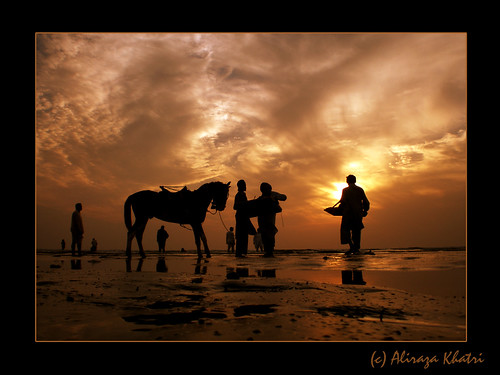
[124,182,230,259]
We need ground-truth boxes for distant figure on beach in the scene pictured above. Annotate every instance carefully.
[234,180,255,257]
[253,229,264,252]
[61,239,65,251]
[258,182,287,257]
[70,203,84,256]
[226,227,235,253]
[90,238,98,252]
[340,175,370,255]
[157,225,169,253]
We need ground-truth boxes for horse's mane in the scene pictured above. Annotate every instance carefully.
[192,181,225,193]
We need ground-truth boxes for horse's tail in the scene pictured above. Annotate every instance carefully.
[124,195,134,231]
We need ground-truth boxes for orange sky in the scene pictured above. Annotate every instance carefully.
[36,33,466,251]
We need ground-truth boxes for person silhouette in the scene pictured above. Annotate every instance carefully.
[253,228,264,252]
[61,239,65,251]
[339,175,370,255]
[234,180,255,257]
[157,225,169,253]
[90,238,98,252]
[226,226,235,253]
[70,203,84,256]
[257,182,286,257]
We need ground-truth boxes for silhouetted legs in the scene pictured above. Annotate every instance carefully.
[350,228,361,252]
[126,217,148,258]
[258,213,277,258]
[126,232,133,257]
[261,230,276,257]
[341,219,362,254]
[344,229,361,255]
[158,241,166,253]
[192,222,211,259]
[136,225,147,258]
[71,232,82,256]
[235,214,249,257]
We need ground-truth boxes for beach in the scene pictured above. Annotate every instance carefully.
[35,248,465,341]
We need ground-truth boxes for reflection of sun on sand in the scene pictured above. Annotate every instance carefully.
[36,252,465,341]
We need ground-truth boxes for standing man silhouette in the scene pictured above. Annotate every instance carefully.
[226,227,235,253]
[253,228,264,252]
[70,203,84,257]
[234,180,255,257]
[340,175,370,255]
[90,238,98,252]
[157,225,169,253]
[257,182,287,257]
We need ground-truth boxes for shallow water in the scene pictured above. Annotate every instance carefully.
[36,249,466,341]
[37,249,465,298]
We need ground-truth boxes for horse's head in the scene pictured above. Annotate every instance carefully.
[211,181,231,211]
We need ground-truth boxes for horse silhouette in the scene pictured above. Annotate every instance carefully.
[124,181,231,258]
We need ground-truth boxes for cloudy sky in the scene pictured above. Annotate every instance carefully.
[36,33,466,251]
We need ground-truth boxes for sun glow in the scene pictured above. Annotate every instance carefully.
[346,161,361,170]
[331,182,348,201]
[316,181,348,208]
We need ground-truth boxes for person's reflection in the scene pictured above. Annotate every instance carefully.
[340,250,366,285]
[341,269,366,285]
[236,267,249,277]
[71,259,81,270]
[126,258,144,272]
[195,258,207,274]
[156,257,168,272]
[257,269,276,278]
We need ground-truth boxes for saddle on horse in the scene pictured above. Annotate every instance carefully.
[160,185,189,197]
[159,185,192,203]
[157,186,192,222]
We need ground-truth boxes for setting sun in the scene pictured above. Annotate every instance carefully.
[331,182,348,201]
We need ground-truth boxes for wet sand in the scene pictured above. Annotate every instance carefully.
[35,251,466,341]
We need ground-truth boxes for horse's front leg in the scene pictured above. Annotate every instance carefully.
[199,225,211,258]
[192,223,203,259]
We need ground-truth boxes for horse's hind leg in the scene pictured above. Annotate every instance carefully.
[135,219,148,258]
[126,230,135,258]
[127,216,148,258]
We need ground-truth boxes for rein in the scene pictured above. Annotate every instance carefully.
[208,203,230,232]
[176,183,230,233]
[178,198,227,232]
[218,211,229,232]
